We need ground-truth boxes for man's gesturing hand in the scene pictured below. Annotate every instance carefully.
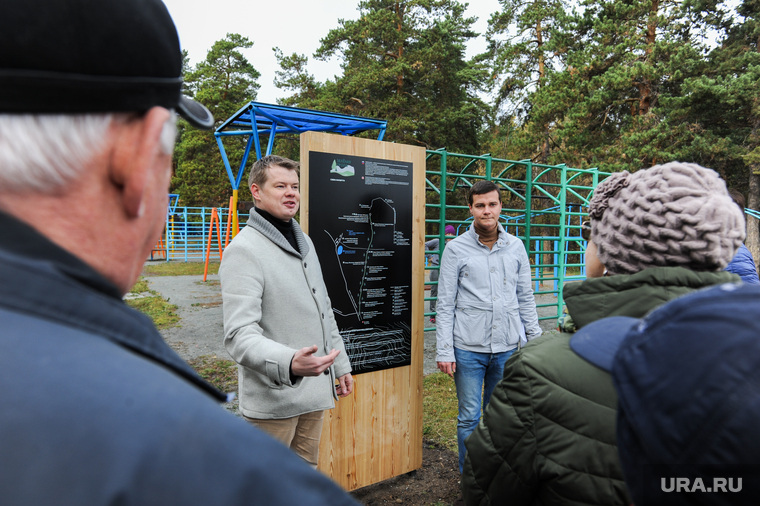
[290,345,340,377]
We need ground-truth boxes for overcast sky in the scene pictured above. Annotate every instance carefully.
[162,0,501,104]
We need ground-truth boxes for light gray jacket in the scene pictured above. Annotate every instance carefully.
[220,210,352,419]
[435,224,542,362]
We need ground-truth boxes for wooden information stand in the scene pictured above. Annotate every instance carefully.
[300,132,425,491]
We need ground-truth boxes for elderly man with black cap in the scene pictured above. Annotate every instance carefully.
[461,162,745,505]
[0,1,357,505]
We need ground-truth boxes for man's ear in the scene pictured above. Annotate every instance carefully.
[250,183,261,202]
[109,107,171,218]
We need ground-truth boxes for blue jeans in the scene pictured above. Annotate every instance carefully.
[453,347,515,473]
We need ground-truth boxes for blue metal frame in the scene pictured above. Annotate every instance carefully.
[167,193,180,216]
[215,102,388,191]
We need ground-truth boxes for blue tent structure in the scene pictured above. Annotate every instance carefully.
[214,101,388,235]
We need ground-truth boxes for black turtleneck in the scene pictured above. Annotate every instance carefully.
[254,207,300,254]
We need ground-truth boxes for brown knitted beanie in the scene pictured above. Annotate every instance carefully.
[588,162,745,275]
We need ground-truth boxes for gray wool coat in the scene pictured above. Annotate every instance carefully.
[220,210,352,419]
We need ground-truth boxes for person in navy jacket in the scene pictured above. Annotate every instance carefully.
[724,189,760,284]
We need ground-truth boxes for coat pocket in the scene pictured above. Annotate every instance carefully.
[453,306,490,347]
[265,359,283,389]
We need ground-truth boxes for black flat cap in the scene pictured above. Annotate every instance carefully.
[0,0,213,129]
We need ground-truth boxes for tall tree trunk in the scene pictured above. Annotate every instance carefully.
[537,20,550,163]
[747,167,760,269]
[395,2,405,95]
[536,19,545,84]
[746,68,760,268]
[636,0,659,115]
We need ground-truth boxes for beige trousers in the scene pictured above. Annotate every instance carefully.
[244,410,325,467]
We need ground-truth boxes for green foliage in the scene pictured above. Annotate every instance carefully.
[483,0,574,163]
[130,278,150,294]
[173,34,260,207]
[125,277,180,329]
[142,261,220,276]
[480,0,728,172]
[275,0,489,153]
[125,296,180,329]
[484,0,569,115]
[547,0,704,170]
[166,0,760,243]
[669,1,760,182]
[186,33,261,120]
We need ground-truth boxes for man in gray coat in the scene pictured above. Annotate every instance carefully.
[220,155,354,467]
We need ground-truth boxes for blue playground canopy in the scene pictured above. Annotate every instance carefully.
[214,101,388,236]
[215,101,388,192]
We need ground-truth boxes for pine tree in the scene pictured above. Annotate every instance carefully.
[172,34,261,207]
[481,0,569,162]
[275,0,489,154]
[524,0,705,170]
[672,0,760,260]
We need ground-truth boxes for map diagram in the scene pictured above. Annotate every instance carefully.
[308,151,413,374]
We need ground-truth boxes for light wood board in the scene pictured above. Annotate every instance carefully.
[300,131,425,491]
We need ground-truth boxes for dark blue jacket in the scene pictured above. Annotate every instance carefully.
[725,244,760,284]
[0,211,357,506]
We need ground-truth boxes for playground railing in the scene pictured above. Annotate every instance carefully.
[423,150,610,331]
[153,206,249,262]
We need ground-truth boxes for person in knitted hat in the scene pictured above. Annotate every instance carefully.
[461,162,743,506]
[588,162,745,275]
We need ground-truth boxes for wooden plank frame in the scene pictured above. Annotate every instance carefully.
[300,132,425,491]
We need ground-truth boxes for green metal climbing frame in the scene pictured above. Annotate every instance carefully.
[423,149,610,332]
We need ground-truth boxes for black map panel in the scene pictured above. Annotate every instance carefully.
[308,151,413,374]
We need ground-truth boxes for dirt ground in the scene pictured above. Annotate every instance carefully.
[350,441,462,505]
[145,266,558,505]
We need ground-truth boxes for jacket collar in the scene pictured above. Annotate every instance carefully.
[563,266,740,330]
[247,208,309,257]
[0,209,122,299]
[0,210,227,402]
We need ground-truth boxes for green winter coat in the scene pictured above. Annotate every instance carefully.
[461,267,739,506]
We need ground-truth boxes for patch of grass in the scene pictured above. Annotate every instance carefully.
[423,372,458,452]
[125,276,180,329]
[126,296,180,329]
[143,261,220,276]
[187,355,238,393]
[190,300,222,309]
[130,277,150,294]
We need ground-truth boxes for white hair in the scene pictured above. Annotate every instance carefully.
[0,112,177,194]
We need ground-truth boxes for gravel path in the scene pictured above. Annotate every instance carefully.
[146,273,559,375]
[147,274,228,360]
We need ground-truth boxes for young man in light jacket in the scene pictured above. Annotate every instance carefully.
[435,180,542,473]
[220,155,353,467]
